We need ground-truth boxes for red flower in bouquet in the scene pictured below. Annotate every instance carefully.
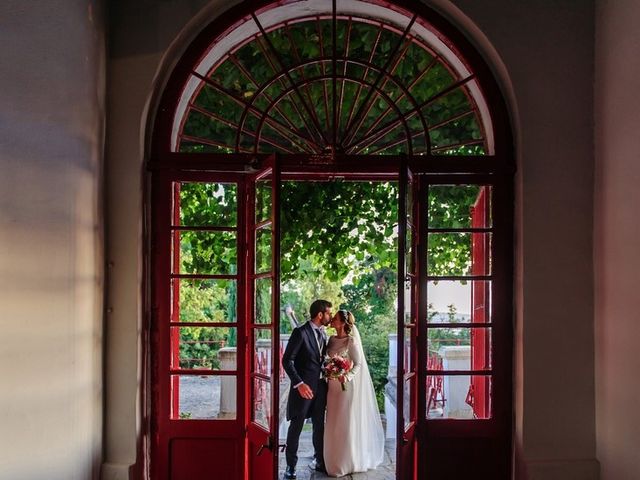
[322,355,353,391]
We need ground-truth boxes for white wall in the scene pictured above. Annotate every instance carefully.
[594,1,640,480]
[0,1,105,480]
[104,1,599,478]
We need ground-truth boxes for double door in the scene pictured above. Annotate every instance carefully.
[149,158,511,479]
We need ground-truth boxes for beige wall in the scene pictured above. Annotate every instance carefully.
[104,1,599,478]
[103,3,220,478]
[446,2,598,478]
[0,1,105,480]
[595,1,640,480]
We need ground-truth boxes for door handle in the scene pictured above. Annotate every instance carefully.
[402,436,409,445]
[256,436,273,456]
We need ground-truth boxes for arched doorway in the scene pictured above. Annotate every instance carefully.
[149,1,513,478]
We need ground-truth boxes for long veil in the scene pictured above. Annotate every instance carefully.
[350,324,386,469]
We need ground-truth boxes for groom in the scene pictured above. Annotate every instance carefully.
[282,299,332,479]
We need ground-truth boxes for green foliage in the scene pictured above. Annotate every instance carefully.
[178,182,238,276]
[281,258,346,331]
[427,185,484,277]
[178,280,236,368]
[281,181,398,281]
[180,18,485,155]
[179,324,232,369]
[179,182,237,226]
[340,268,397,409]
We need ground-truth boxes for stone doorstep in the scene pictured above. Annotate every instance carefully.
[277,428,396,479]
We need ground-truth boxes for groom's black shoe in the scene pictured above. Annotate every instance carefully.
[284,466,297,479]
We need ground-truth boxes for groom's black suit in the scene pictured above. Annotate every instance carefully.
[282,321,328,469]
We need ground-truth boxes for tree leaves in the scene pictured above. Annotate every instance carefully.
[280,181,399,281]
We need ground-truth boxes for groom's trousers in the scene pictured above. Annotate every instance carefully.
[285,383,327,468]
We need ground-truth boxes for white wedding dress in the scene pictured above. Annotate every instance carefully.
[323,325,385,477]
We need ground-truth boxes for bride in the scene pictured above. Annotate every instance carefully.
[323,310,385,477]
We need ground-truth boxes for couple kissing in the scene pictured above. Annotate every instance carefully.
[282,299,385,478]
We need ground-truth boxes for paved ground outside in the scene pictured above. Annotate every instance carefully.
[278,424,396,480]
[179,375,397,478]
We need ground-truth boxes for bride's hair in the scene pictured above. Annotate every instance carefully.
[338,310,355,335]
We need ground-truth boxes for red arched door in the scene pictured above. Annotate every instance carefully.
[149,1,514,478]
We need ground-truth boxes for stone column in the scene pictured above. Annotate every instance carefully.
[218,347,237,419]
[440,346,472,418]
[385,333,398,438]
[279,334,291,440]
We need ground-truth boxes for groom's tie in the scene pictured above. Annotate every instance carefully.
[315,328,323,356]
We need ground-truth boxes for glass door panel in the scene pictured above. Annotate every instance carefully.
[246,155,281,480]
[169,181,240,420]
[425,184,493,422]
[152,175,244,480]
[419,181,511,477]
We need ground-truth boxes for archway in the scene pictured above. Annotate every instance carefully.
[149,1,514,479]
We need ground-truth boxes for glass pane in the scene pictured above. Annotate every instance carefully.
[406,178,414,225]
[427,327,492,370]
[255,277,272,324]
[422,87,472,127]
[171,279,237,323]
[256,178,272,223]
[430,122,483,154]
[255,227,272,273]
[426,373,445,418]
[171,326,236,370]
[176,230,236,275]
[403,377,412,429]
[171,375,237,420]
[177,182,237,227]
[403,276,413,325]
[427,375,491,419]
[427,233,491,276]
[403,327,413,374]
[253,377,272,429]
[433,143,486,156]
[254,329,272,377]
[405,226,414,275]
[427,280,491,323]
[428,185,492,229]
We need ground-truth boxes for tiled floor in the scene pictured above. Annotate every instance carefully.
[278,427,396,479]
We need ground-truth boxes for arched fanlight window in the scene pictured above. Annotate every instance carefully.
[171,0,494,156]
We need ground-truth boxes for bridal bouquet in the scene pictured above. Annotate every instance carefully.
[322,355,353,391]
